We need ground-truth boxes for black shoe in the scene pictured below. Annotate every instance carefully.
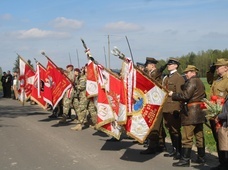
[172,158,190,167]
[106,137,120,142]
[164,150,176,157]
[173,152,181,160]
[191,157,206,164]
[156,146,167,153]
[140,148,156,155]
[48,114,58,118]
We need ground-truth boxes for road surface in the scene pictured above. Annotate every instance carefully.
[0,97,219,170]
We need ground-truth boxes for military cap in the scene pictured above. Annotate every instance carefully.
[66,64,74,68]
[145,57,158,65]
[214,58,228,66]
[136,62,145,67]
[74,68,81,73]
[183,65,199,73]
[167,58,180,65]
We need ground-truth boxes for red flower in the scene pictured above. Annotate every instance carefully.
[200,102,207,109]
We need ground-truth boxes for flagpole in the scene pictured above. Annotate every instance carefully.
[69,53,72,64]
[80,38,121,78]
[103,46,107,68]
[108,35,110,69]
[125,36,135,65]
[76,49,80,68]
[41,51,73,83]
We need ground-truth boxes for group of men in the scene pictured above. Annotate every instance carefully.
[1,70,15,98]
[48,64,97,131]
[136,57,228,169]
[2,56,227,169]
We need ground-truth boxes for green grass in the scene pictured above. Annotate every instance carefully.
[200,78,217,153]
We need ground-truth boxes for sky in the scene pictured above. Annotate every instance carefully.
[0,0,228,72]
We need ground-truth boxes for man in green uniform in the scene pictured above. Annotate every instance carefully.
[58,64,75,124]
[70,68,81,122]
[162,58,185,160]
[71,64,97,131]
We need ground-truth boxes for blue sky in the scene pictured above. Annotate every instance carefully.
[1,0,228,72]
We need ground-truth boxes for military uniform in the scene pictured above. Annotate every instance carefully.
[211,73,228,98]
[58,65,74,123]
[162,58,185,160]
[71,66,97,131]
[71,68,81,122]
[171,65,206,167]
[209,58,228,169]
[140,57,167,154]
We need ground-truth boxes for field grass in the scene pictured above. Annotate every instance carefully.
[200,78,217,153]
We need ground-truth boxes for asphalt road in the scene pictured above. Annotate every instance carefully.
[0,97,219,170]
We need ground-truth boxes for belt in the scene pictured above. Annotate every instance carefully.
[187,102,203,107]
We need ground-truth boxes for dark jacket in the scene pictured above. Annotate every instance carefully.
[218,98,228,127]
[172,76,206,125]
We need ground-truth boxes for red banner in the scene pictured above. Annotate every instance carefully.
[43,60,72,109]
[122,61,168,143]
[18,56,35,102]
[86,60,98,98]
[30,63,46,109]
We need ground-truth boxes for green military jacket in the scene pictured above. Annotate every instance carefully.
[77,73,87,99]
[211,72,228,98]
[162,71,185,113]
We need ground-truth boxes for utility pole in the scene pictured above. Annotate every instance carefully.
[108,35,110,69]
[76,49,80,68]
[103,46,107,68]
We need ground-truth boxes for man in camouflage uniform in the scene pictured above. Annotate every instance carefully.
[58,64,75,124]
[71,68,81,123]
[71,64,97,131]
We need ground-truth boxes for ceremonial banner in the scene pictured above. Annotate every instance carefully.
[122,62,167,143]
[86,60,98,98]
[96,66,127,139]
[96,77,115,128]
[117,79,127,124]
[103,69,127,124]
[99,121,122,140]
[121,59,134,114]
[30,63,46,109]
[43,59,72,109]
[18,56,35,103]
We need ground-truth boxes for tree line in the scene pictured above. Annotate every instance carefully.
[9,48,228,78]
[157,49,228,77]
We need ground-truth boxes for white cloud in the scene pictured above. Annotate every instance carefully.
[12,28,70,39]
[104,21,143,32]
[51,17,83,30]
[0,14,12,20]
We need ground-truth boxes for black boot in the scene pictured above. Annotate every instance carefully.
[173,148,191,167]
[191,147,205,164]
[164,135,176,157]
[140,147,156,154]
[173,135,182,160]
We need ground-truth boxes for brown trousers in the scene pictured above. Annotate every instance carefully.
[182,123,204,148]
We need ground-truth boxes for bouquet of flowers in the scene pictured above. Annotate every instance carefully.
[201,95,225,119]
